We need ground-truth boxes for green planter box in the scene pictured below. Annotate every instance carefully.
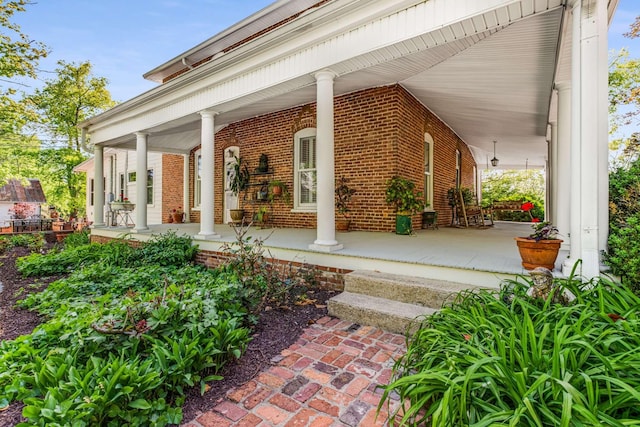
[395,214,412,235]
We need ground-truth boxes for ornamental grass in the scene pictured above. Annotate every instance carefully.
[380,273,640,426]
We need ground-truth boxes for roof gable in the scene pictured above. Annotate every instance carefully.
[0,179,47,203]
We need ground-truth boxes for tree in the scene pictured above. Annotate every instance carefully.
[37,148,87,216]
[30,60,115,151]
[481,169,545,220]
[0,0,48,136]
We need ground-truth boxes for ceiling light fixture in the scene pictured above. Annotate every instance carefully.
[491,140,499,167]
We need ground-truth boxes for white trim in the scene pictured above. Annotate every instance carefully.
[424,132,434,210]
[193,149,202,209]
[294,128,317,211]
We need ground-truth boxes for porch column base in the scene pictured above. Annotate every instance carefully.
[132,227,150,233]
[309,241,343,252]
[562,257,581,277]
[195,232,221,241]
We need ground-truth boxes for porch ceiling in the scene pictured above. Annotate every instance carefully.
[104,5,563,169]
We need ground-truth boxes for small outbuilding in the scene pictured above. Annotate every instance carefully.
[0,179,48,228]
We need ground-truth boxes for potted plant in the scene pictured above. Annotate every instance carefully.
[171,207,184,223]
[254,206,270,226]
[385,176,425,235]
[515,221,563,270]
[335,177,356,231]
[268,179,291,203]
[229,156,251,222]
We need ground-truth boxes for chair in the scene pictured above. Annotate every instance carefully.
[455,189,486,228]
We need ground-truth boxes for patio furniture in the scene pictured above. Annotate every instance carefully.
[455,189,486,228]
[490,200,525,222]
[108,202,135,227]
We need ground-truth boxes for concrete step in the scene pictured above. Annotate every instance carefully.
[344,269,477,309]
[327,292,437,335]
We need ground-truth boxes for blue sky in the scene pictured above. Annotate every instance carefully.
[12,0,640,103]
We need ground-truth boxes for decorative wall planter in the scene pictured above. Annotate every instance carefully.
[515,237,563,270]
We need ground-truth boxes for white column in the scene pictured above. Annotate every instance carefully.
[564,1,582,276]
[548,122,557,223]
[579,0,608,278]
[596,0,610,257]
[564,0,608,278]
[134,132,149,232]
[556,81,572,252]
[310,70,342,252]
[195,110,220,239]
[183,154,191,223]
[93,145,105,227]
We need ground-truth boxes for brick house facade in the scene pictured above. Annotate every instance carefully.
[171,84,476,232]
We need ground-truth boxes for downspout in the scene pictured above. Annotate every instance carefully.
[80,128,89,152]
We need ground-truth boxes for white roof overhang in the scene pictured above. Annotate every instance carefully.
[79,0,613,168]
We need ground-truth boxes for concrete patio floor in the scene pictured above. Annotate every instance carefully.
[91,221,566,289]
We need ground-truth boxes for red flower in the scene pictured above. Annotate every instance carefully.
[521,202,534,212]
[531,217,541,223]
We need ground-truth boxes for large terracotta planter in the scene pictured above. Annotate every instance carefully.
[172,213,183,223]
[336,218,351,232]
[515,237,563,270]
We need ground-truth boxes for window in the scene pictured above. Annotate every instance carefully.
[119,173,126,200]
[128,171,136,182]
[455,149,462,189]
[194,150,202,208]
[294,128,317,210]
[424,134,434,209]
[90,179,95,206]
[146,169,154,205]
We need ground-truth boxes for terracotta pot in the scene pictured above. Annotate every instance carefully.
[336,218,351,232]
[272,186,282,196]
[172,213,183,223]
[515,237,563,270]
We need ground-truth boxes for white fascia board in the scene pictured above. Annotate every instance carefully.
[86,0,558,145]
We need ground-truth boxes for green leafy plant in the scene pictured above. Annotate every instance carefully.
[527,221,559,241]
[606,214,640,293]
[62,229,90,248]
[385,176,425,214]
[380,273,640,426]
[221,222,316,316]
[229,155,251,201]
[447,186,474,207]
[335,177,356,219]
[268,179,291,204]
[2,233,252,426]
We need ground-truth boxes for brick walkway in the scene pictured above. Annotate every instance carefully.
[183,316,406,427]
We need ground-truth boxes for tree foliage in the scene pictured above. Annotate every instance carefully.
[481,169,545,220]
[0,0,48,136]
[30,60,116,151]
[0,0,48,80]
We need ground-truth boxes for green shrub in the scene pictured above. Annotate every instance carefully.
[380,275,640,426]
[62,229,90,248]
[606,215,640,293]
[221,223,317,317]
[2,233,251,426]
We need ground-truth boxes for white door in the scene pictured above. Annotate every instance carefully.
[224,146,239,223]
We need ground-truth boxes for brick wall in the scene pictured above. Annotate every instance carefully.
[162,154,184,223]
[185,84,476,231]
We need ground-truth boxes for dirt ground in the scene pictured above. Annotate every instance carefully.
[0,244,335,426]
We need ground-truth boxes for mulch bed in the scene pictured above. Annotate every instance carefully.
[0,244,336,426]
